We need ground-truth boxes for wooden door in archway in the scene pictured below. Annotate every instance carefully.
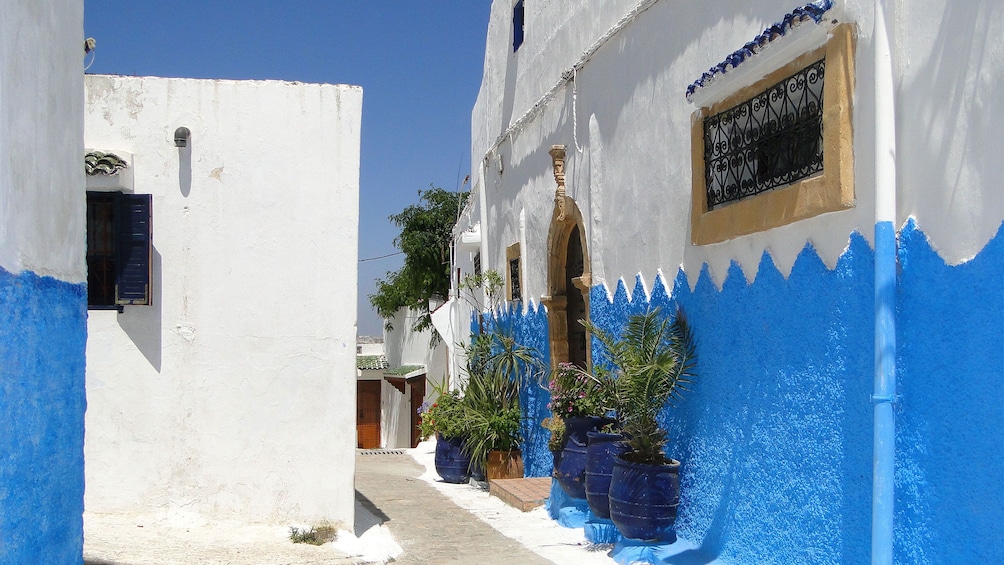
[545,196,591,371]
[565,225,588,368]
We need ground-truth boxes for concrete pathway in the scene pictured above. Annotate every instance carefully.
[355,450,552,564]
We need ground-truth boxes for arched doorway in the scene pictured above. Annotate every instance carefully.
[543,197,591,370]
[565,226,587,367]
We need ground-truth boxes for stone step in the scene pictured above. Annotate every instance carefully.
[489,477,552,512]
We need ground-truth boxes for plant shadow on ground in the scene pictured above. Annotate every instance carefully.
[354,489,389,538]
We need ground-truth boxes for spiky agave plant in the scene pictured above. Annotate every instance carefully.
[461,328,542,471]
[584,307,696,465]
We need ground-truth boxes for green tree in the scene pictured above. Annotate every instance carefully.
[369,186,468,338]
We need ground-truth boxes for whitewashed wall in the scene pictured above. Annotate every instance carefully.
[0,3,88,563]
[472,0,1004,298]
[380,381,412,448]
[83,75,361,527]
[0,1,85,282]
[384,307,447,400]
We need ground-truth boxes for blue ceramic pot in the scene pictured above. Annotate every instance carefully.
[608,456,680,541]
[434,434,472,484]
[584,431,628,519]
[555,416,613,499]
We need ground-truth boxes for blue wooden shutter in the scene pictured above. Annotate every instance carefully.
[114,193,152,305]
[513,0,525,52]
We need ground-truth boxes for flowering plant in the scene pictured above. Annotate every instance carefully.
[541,416,567,452]
[547,362,614,419]
[418,389,467,440]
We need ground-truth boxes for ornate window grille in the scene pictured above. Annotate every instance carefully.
[703,58,825,210]
[509,257,521,302]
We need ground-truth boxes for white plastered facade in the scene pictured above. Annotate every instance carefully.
[83,75,362,527]
[378,308,447,448]
[0,1,85,282]
[465,0,1004,302]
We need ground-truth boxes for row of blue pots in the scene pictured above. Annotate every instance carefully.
[553,416,680,542]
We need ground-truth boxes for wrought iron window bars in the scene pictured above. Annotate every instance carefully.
[704,58,825,210]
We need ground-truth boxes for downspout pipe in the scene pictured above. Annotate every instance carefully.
[871,0,897,563]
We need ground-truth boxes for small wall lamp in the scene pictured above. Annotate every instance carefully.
[174,127,191,148]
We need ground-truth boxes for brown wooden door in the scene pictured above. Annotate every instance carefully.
[356,380,381,449]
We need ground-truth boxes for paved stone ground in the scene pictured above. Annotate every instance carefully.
[83,449,555,565]
[83,512,360,565]
[355,451,552,565]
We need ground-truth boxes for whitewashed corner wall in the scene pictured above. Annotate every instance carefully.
[0,3,86,282]
[0,3,87,563]
[83,75,362,527]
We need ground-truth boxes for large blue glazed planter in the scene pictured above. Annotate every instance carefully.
[555,416,613,499]
[608,456,681,542]
[584,431,629,519]
[434,434,472,484]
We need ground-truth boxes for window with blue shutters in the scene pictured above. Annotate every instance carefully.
[86,191,152,308]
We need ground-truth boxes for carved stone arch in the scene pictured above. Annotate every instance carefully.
[542,195,591,370]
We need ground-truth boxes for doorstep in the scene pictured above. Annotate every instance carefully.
[489,477,552,512]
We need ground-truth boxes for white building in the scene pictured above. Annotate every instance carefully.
[358,308,447,449]
[83,75,362,528]
[458,0,1004,562]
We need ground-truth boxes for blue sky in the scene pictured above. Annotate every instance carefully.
[83,1,491,336]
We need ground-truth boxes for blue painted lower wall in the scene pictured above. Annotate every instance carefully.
[518,222,1003,563]
[0,267,87,564]
[477,305,553,478]
[894,220,1004,564]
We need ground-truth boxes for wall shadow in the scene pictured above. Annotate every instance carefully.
[117,245,162,372]
[354,489,389,538]
[179,146,192,197]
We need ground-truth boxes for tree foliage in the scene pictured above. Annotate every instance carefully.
[369,186,468,337]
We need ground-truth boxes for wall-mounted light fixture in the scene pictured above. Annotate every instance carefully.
[174,127,191,148]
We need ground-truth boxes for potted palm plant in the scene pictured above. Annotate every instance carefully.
[462,328,542,481]
[586,307,696,542]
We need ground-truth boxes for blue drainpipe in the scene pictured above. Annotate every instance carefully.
[872,0,897,563]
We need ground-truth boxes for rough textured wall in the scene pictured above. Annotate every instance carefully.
[579,225,1004,563]
[479,303,552,478]
[895,220,1004,563]
[587,238,875,563]
[0,2,87,562]
[0,270,87,563]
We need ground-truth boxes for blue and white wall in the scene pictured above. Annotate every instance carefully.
[0,2,87,562]
[467,0,1004,562]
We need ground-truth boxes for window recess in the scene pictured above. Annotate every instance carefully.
[86,191,153,309]
[690,24,855,245]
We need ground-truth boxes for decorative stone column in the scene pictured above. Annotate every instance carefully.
[550,144,567,221]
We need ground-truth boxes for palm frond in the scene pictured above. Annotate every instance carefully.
[582,307,697,464]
